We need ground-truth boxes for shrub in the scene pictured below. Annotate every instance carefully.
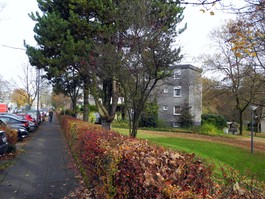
[139,101,159,128]
[139,114,158,128]
[179,103,193,128]
[60,109,76,117]
[0,120,17,150]
[89,112,96,123]
[197,123,223,135]
[114,140,215,198]
[60,115,264,199]
[79,104,98,113]
[5,129,18,147]
[60,115,217,198]
[112,120,129,129]
[156,119,169,128]
[202,114,227,129]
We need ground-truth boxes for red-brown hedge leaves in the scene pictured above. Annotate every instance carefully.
[114,139,215,198]
[0,120,17,146]
[60,115,217,198]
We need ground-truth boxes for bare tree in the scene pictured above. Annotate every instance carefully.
[16,63,48,109]
[203,21,265,135]
[0,75,12,103]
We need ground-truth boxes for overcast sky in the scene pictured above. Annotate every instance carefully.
[0,0,234,82]
[0,0,38,82]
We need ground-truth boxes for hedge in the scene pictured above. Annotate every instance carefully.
[0,120,17,148]
[59,115,264,199]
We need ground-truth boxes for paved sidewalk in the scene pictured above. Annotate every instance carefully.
[0,115,79,199]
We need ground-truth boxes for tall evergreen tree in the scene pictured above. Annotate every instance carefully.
[26,0,93,121]
[179,103,193,128]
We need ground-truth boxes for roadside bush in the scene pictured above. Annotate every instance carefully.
[114,140,215,198]
[0,120,17,151]
[139,101,159,128]
[60,109,76,117]
[198,123,222,135]
[60,115,265,198]
[79,104,98,113]
[88,112,96,123]
[5,130,18,147]
[156,119,169,128]
[60,115,218,198]
[202,114,227,129]
[112,120,129,129]
[139,114,158,128]
[218,166,265,198]
[179,103,193,128]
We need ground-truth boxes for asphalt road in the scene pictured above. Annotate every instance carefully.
[0,115,79,199]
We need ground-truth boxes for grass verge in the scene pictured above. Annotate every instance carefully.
[114,128,265,182]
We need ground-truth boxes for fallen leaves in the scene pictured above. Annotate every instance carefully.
[0,152,16,161]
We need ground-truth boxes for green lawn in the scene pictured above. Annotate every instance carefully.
[114,128,265,182]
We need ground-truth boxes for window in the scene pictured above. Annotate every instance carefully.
[0,117,8,123]
[163,88,168,93]
[173,106,181,115]
[163,105,168,111]
[173,69,181,79]
[173,86,181,97]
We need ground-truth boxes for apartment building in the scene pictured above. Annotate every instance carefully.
[155,64,202,127]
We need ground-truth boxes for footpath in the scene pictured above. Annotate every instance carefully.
[0,115,79,199]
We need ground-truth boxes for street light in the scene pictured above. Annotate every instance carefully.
[249,105,257,153]
[36,68,41,123]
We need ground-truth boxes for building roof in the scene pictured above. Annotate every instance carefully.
[171,64,203,73]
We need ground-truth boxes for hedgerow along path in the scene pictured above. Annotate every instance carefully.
[114,128,265,182]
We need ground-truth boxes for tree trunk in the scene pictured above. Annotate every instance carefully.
[83,78,89,122]
[130,111,140,138]
[101,118,111,130]
[72,100,77,117]
[239,110,243,135]
[130,121,138,138]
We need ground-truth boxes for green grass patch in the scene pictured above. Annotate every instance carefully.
[148,137,265,181]
[114,128,265,182]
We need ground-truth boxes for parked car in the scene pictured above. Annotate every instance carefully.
[0,113,37,132]
[40,108,48,117]
[27,110,42,124]
[0,114,30,133]
[10,125,28,141]
[0,130,8,154]
[16,113,38,131]
[16,113,37,124]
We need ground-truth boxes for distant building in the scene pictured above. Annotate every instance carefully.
[86,64,202,127]
[155,64,202,127]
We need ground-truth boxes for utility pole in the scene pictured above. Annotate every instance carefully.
[36,68,40,123]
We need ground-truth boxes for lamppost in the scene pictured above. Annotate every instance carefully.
[249,105,257,154]
[36,68,41,123]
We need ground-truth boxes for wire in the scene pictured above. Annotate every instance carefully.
[1,45,25,50]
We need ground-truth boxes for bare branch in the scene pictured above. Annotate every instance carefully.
[180,0,222,5]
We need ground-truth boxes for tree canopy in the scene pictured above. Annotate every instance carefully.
[26,0,185,137]
[202,19,265,134]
